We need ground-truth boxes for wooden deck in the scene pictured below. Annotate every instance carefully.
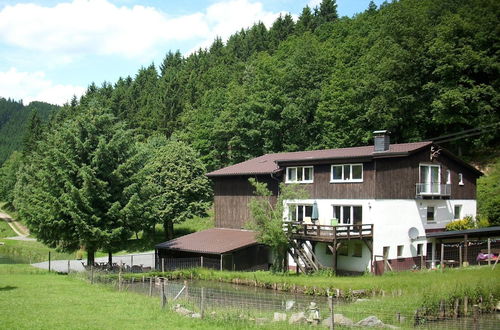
[284,222,373,242]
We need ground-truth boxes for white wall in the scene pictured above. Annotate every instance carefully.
[285,198,477,271]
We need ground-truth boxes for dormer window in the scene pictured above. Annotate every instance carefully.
[331,164,363,183]
[286,166,313,183]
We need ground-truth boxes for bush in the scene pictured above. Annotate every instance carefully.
[445,216,475,231]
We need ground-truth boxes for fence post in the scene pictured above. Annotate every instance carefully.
[201,256,204,268]
[420,254,424,270]
[162,258,165,273]
[131,255,133,267]
[67,260,70,274]
[329,295,334,330]
[201,287,205,319]
[459,246,462,267]
[118,263,122,291]
[487,238,491,266]
[161,281,166,308]
[473,304,479,329]
[48,251,51,272]
[440,243,444,271]
[149,277,153,296]
[220,255,223,271]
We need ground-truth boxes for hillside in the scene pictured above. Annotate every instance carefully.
[71,0,498,171]
[0,98,59,164]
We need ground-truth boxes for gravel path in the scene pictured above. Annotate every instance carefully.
[31,251,156,273]
[0,211,30,237]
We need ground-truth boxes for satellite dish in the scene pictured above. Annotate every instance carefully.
[408,227,419,240]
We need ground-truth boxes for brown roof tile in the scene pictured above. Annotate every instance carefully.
[155,228,258,254]
[207,141,432,177]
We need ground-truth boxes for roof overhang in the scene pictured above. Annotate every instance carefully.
[426,226,500,239]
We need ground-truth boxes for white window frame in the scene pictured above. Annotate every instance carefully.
[288,203,313,222]
[446,170,451,184]
[458,173,464,186]
[330,164,363,183]
[397,245,404,258]
[454,205,462,220]
[332,205,363,225]
[285,166,314,184]
[426,206,435,223]
[419,164,441,195]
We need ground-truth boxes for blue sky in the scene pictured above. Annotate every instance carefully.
[0,0,385,104]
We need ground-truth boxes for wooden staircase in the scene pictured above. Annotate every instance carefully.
[288,240,322,274]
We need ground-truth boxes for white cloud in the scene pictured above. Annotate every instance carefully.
[0,68,85,105]
[0,0,282,58]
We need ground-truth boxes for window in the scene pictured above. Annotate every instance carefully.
[454,205,462,220]
[446,170,451,184]
[331,164,363,182]
[338,244,348,256]
[289,204,312,222]
[458,173,464,185]
[286,166,313,183]
[332,205,362,225]
[419,164,441,194]
[397,245,404,258]
[352,243,362,258]
[383,246,390,259]
[427,206,435,222]
[417,243,423,256]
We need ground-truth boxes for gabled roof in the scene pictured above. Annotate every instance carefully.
[155,228,258,254]
[207,141,432,177]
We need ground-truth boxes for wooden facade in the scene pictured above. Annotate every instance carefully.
[213,175,278,229]
[210,144,480,230]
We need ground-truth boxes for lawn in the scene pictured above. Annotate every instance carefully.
[0,216,16,238]
[0,264,301,330]
[0,238,75,263]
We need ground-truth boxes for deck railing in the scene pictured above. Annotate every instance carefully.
[416,183,451,197]
[283,222,373,240]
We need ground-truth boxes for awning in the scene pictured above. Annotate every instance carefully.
[426,226,500,239]
[155,228,259,255]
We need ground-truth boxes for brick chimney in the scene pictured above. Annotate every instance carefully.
[373,130,390,152]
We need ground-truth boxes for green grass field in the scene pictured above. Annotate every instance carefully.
[0,264,302,330]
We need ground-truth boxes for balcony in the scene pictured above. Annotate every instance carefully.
[284,222,373,243]
[416,183,451,198]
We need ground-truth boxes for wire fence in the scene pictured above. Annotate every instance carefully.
[83,272,500,329]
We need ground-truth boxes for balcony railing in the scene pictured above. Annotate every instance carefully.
[416,183,451,197]
[283,222,373,241]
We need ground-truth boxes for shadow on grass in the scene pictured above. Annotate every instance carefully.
[0,285,17,291]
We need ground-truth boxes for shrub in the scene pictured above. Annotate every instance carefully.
[445,216,475,231]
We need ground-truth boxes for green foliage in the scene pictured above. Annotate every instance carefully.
[131,138,212,240]
[13,107,141,263]
[0,98,58,164]
[445,216,475,231]
[477,158,500,225]
[247,179,308,272]
[0,151,22,205]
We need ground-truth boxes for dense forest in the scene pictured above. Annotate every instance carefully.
[0,98,59,163]
[0,0,499,258]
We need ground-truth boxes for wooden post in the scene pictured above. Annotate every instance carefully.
[431,240,436,268]
[184,280,188,299]
[473,304,479,329]
[487,238,491,266]
[440,243,444,271]
[439,300,445,319]
[200,256,204,268]
[201,287,205,319]
[464,296,468,315]
[332,236,337,273]
[67,260,70,274]
[131,255,133,267]
[162,258,165,273]
[220,255,223,271]
[464,234,468,266]
[118,264,122,291]
[454,298,459,318]
[161,281,166,308]
[149,277,153,296]
[48,251,51,272]
[459,245,463,267]
[420,254,424,270]
[329,295,334,330]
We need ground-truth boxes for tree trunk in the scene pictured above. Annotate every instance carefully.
[164,219,174,240]
[108,251,113,266]
[87,249,95,266]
